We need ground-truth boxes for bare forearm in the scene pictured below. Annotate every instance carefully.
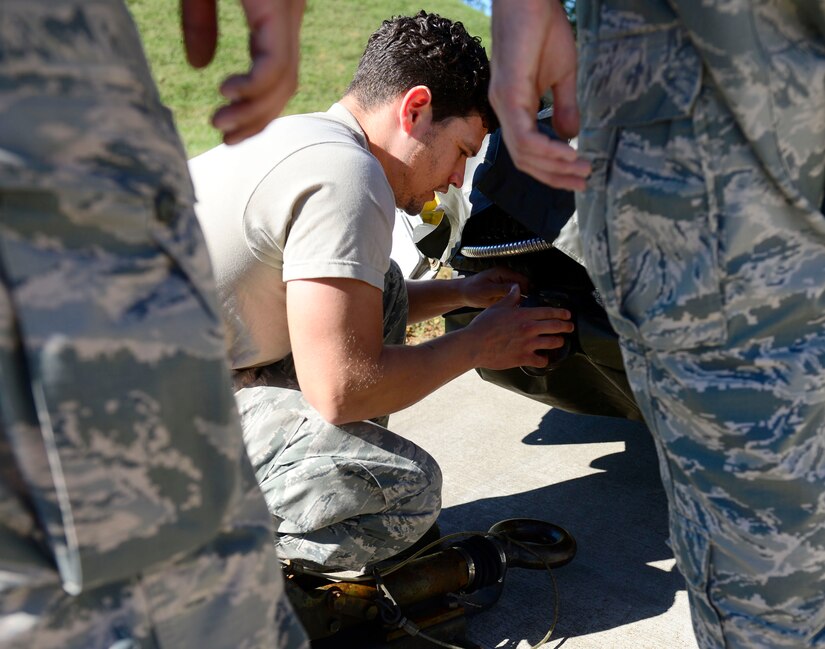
[405,277,468,323]
[405,266,529,323]
[290,277,571,427]
[306,303,572,425]
[288,277,474,424]
[316,328,482,425]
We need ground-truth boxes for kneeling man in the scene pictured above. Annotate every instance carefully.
[191,12,572,573]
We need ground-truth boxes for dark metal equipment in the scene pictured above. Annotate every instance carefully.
[284,518,576,648]
[439,119,643,422]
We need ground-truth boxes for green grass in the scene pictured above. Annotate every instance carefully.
[127,0,492,155]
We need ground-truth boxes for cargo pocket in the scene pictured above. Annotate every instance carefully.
[0,186,241,594]
[669,512,725,645]
[146,185,222,323]
[578,22,728,352]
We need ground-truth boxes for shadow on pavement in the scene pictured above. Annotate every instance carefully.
[438,409,686,647]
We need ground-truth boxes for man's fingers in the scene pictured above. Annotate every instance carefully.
[495,125,590,190]
[213,0,304,144]
[181,0,218,68]
[535,317,575,336]
[494,118,591,191]
[490,0,583,190]
[501,283,522,305]
[536,335,568,351]
[516,162,591,192]
[220,13,295,100]
[213,75,294,143]
[522,307,574,332]
[501,128,582,166]
[551,73,580,140]
[535,307,573,322]
[510,155,591,192]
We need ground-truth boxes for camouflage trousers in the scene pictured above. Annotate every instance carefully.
[0,2,307,647]
[0,460,304,649]
[0,191,307,649]
[234,261,443,572]
[578,78,825,647]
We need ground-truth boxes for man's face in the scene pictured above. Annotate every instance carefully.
[395,114,486,215]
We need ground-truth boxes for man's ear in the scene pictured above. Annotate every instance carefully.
[399,85,433,135]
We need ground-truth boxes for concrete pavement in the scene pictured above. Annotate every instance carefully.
[390,370,698,649]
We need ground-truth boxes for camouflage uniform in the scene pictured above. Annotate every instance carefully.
[233,261,443,572]
[0,2,307,647]
[576,1,825,647]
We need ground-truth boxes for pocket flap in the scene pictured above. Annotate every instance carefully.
[579,25,703,129]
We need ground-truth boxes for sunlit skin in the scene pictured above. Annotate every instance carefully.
[181,0,305,144]
[290,86,574,425]
[343,87,486,215]
[489,0,591,189]
[394,114,486,215]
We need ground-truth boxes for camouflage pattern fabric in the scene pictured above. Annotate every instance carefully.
[234,261,443,572]
[0,1,307,647]
[576,2,825,647]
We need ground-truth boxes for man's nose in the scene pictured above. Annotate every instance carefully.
[448,165,465,189]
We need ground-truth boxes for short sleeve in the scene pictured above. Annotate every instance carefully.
[243,141,396,290]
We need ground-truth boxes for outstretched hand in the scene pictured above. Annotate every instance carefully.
[181,0,305,144]
[489,0,590,190]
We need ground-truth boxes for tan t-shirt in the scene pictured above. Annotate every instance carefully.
[190,103,395,369]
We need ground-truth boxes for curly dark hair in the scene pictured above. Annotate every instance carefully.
[345,11,498,131]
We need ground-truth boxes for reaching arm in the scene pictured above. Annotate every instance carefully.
[489,0,590,189]
[405,266,530,323]
[287,276,573,425]
[180,0,305,144]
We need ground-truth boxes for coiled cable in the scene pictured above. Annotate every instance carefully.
[459,236,554,259]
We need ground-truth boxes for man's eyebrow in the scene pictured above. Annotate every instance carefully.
[463,139,479,157]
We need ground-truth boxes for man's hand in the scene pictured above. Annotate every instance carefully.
[406,266,530,323]
[459,266,530,308]
[466,284,574,370]
[181,0,305,144]
[489,0,590,190]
